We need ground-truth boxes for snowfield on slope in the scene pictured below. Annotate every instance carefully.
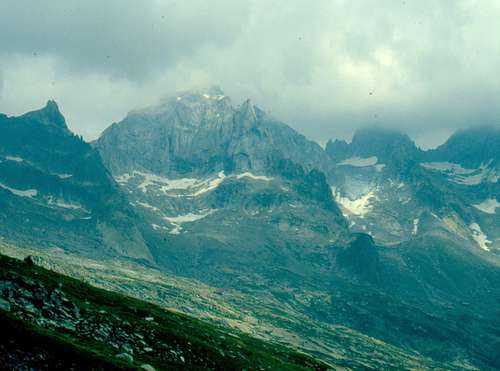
[116,171,273,197]
[163,209,216,234]
[0,183,38,198]
[331,187,378,217]
[420,161,499,185]
[473,199,500,214]
[338,156,378,167]
[469,223,491,251]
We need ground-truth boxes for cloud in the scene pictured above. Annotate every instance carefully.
[0,0,250,80]
[1,0,499,147]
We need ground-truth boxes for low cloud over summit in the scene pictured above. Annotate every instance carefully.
[1,0,499,147]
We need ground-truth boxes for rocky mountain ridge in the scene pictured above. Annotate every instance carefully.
[0,102,151,260]
[326,125,499,251]
[1,91,499,369]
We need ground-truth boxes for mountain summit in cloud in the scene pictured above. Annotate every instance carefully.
[97,88,332,178]
[3,1,500,144]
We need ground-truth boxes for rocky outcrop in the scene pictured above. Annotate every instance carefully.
[0,102,152,261]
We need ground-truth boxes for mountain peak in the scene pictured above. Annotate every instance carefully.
[351,127,413,144]
[351,127,417,154]
[235,98,257,126]
[45,99,59,111]
[429,124,500,167]
[326,127,419,165]
[131,87,230,118]
[175,85,226,102]
[21,100,67,129]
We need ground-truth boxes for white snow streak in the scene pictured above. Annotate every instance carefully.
[338,156,378,167]
[136,201,160,212]
[473,199,500,214]
[163,209,215,234]
[5,156,24,162]
[0,183,37,198]
[420,161,498,185]
[191,172,226,196]
[412,218,419,235]
[235,172,273,181]
[116,170,273,198]
[469,223,491,251]
[55,173,73,179]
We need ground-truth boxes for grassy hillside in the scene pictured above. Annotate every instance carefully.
[0,253,328,370]
[0,241,456,370]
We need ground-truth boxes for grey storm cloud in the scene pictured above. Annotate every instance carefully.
[1,0,499,147]
[0,0,250,79]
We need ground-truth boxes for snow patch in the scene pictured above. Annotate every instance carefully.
[338,156,378,167]
[151,224,167,231]
[136,201,160,212]
[116,171,226,197]
[332,187,378,217]
[469,223,491,251]
[191,172,225,196]
[163,209,215,234]
[235,172,273,182]
[420,161,498,185]
[412,218,419,235]
[160,177,209,192]
[140,172,191,193]
[55,200,82,209]
[163,210,214,224]
[473,199,500,214]
[55,173,73,179]
[0,183,37,198]
[5,155,24,162]
[420,161,475,174]
[47,196,86,211]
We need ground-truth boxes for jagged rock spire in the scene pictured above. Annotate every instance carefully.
[21,100,67,129]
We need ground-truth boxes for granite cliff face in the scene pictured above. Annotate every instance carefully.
[96,88,349,287]
[97,87,333,178]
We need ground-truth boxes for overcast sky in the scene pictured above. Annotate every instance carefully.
[1,0,499,148]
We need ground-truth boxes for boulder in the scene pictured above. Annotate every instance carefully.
[0,298,11,312]
[119,343,134,355]
[115,352,134,363]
